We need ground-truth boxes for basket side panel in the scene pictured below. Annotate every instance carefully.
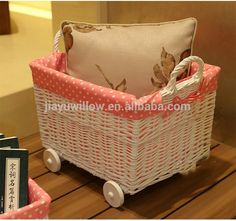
[131,91,216,193]
[34,86,138,191]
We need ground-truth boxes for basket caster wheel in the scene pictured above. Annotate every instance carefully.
[190,164,197,172]
[180,164,196,176]
[202,153,210,160]
[180,170,189,176]
[43,148,61,172]
[103,181,124,208]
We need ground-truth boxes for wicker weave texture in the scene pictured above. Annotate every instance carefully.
[34,85,216,194]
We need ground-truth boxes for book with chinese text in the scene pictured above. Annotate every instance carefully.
[0,149,28,213]
[0,137,19,149]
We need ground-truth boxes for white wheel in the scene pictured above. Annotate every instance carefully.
[180,170,189,176]
[180,164,196,176]
[103,181,124,208]
[202,153,210,160]
[190,164,197,172]
[43,149,61,172]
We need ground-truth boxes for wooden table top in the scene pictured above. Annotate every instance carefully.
[20,134,236,219]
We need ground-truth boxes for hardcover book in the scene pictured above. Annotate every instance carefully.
[0,149,28,213]
[0,137,19,149]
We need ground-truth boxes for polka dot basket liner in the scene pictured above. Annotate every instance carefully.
[0,178,51,219]
[29,52,221,206]
[30,53,220,120]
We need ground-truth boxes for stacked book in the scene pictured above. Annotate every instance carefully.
[0,133,28,214]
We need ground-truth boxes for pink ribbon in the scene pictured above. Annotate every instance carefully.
[161,88,206,118]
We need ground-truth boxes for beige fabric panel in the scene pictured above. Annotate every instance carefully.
[62,18,196,97]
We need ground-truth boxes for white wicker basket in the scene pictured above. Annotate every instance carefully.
[30,51,220,207]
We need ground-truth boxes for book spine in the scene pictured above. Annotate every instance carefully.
[0,137,19,149]
[19,151,28,208]
[0,154,5,213]
[0,150,28,213]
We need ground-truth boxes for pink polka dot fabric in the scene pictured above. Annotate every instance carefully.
[29,53,221,120]
[0,178,51,219]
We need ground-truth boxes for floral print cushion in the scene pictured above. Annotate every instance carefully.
[61,18,197,98]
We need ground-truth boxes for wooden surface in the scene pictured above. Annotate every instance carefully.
[0,2,11,35]
[20,134,236,219]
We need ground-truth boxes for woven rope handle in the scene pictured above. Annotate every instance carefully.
[53,30,62,52]
[166,56,204,93]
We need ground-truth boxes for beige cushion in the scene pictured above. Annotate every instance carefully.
[61,18,197,97]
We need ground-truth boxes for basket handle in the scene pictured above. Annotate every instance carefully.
[165,56,204,94]
[53,29,63,52]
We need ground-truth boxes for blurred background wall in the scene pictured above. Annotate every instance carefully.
[11,1,51,10]
[51,2,107,34]
[0,1,52,138]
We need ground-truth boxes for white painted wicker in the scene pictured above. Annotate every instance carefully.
[33,56,216,194]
